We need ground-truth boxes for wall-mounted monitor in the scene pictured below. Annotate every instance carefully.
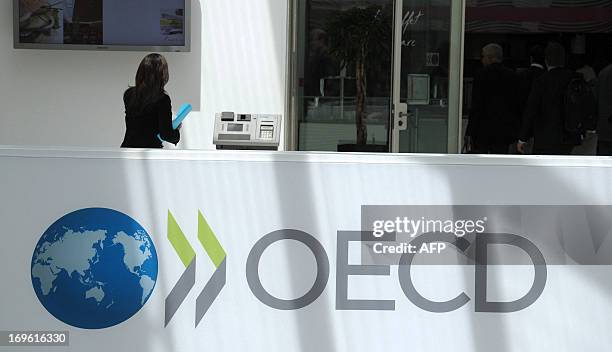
[14,0,190,52]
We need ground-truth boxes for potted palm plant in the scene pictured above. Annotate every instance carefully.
[326,5,390,152]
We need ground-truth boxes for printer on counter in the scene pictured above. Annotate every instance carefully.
[213,112,281,150]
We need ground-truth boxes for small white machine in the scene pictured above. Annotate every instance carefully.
[213,112,282,150]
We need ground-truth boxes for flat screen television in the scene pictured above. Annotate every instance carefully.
[14,0,190,51]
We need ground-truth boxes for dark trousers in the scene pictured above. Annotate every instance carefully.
[598,141,612,156]
[472,138,510,154]
[533,144,574,155]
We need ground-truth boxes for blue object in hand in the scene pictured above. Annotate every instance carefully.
[171,103,192,129]
[158,103,192,143]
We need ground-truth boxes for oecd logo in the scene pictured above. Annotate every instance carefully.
[31,208,158,329]
[31,206,551,331]
[31,208,226,330]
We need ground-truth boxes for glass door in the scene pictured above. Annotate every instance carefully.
[390,0,464,153]
[290,0,463,153]
[294,0,395,152]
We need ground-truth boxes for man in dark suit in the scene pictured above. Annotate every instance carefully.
[517,45,546,117]
[466,43,521,154]
[597,48,612,155]
[517,42,596,155]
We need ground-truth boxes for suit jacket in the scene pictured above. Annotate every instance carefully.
[517,65,545,116]
[598,64,612,141]
[466,63,521,143]
[520,67,596,152]
[121,89,180,148]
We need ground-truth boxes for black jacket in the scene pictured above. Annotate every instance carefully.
[121,89,180,148]
[466,63,521,143]
[520,67,596,152]
[517,65,545,116]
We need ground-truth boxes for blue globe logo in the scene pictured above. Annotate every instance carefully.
[31,208,158,329]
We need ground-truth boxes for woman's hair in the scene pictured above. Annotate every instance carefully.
[126,53,169,113]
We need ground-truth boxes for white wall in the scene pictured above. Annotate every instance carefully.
[0,0,288,150]
[182,0,287,150]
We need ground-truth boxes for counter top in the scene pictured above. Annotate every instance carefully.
[1,145,611,168]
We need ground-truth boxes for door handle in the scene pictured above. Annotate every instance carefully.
[395,103,409,131]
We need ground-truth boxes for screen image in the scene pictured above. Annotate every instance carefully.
[16,0,187,49]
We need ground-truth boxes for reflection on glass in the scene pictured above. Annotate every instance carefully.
[298,0,393,152]
[463,1,612,156]
[399,0,451,153]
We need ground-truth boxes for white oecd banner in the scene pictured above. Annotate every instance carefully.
[1,147,612,351]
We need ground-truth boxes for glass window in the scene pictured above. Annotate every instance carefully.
[295,0,394,152]
[396,0,452,153]
[290,0,612,156]
[293,0,456,153]
[463,1,612,156]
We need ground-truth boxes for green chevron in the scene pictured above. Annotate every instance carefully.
[198,211,226,268]
[168,211,196,267]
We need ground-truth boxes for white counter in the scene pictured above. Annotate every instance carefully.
[1,146,611,352]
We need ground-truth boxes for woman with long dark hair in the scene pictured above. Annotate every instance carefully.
[121,53,180,148]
